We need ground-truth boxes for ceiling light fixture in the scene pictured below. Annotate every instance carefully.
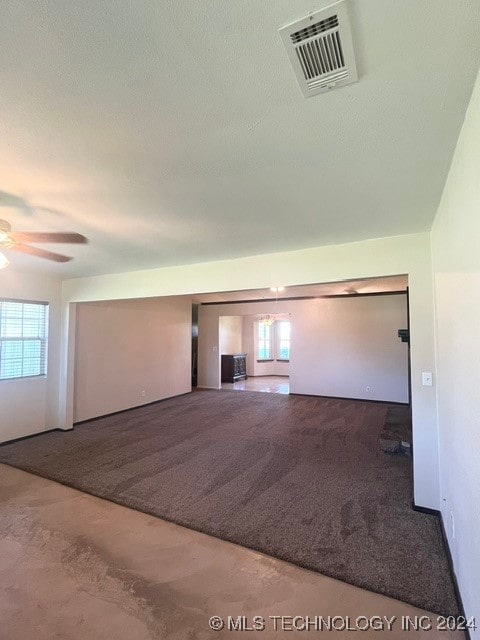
[261,315,275,326]
[0,251,10,269]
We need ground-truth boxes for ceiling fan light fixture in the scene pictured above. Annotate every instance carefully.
[0,232,14,248]
[0,251,10,269]
[0,218,87,263]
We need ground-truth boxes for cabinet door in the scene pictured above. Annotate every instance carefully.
[233,357,241,375]
[238,356,246,375]
[221,355,233,382]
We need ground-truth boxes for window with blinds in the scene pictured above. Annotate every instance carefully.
[0,300,49,380]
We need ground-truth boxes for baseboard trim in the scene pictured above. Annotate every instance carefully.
[413,502,469,636]
[0,428,63,447]
[73,391,192,426]
[290,392,409,406]
[196,385,221,391]
[246,375,289,379]
[438,514,471,639]
[411,502,440,517]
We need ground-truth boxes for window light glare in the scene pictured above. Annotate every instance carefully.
[0,251,9,269]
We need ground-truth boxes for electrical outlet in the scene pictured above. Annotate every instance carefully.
[141,390,146,397]
[366,386,372,393]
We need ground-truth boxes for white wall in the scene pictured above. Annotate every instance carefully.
[73,296,191,422]
[199,295,408,403]
[197,307,220,389]
[431,68,480,630]
[0,268,62,442]
[219,316,243,355]
[61,232,438,509]
[242,315,256,377]
[291,295,408,403]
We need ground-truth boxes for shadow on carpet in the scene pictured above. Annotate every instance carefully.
[0,390,457,615]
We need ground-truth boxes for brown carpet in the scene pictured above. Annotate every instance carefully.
[0,390,457,614]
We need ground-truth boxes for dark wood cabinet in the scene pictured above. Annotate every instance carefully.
[221,354,247,383]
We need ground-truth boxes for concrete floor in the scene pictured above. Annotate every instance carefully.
[221,375,289,394]
[0,463,461,640]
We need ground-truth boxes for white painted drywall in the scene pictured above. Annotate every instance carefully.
[199,296,408,403]
[198,310,220,390]
[431,68,480,630]
[0,268,62,442]
[291,296,408,403]
[253,359,290,377]
[3,2,480,280]
[61,232,438,509]
[219,316,243,355]
[242,315,256,377]
[73,296,191,422]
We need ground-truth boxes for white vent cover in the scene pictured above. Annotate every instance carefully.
[279,1,358,97]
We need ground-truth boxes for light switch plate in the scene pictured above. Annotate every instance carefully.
[422,372,433,386]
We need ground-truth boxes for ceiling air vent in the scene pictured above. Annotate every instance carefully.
[279,1,358,98]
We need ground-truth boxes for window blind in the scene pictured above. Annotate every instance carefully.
[0,300,49,380]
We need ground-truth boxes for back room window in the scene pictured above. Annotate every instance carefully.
[0,300,49,380]
[258,321,273,360]
[277,320,291,360]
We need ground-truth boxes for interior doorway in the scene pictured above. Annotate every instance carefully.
[218,313,290,395]
[196,275,410,405]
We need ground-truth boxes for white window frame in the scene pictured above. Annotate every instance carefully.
[0,299,49,381]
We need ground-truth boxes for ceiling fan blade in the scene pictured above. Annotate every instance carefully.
[9,232,87,244]
[9,243,72,262]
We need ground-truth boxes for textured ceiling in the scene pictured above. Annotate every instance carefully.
[1,1,479,277]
